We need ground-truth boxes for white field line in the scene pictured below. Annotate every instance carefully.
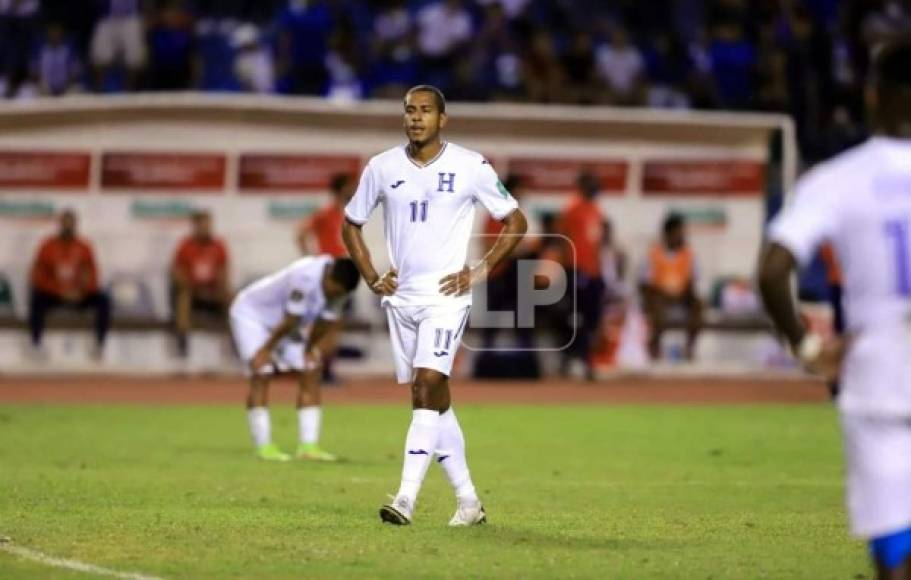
[0,538,163,580]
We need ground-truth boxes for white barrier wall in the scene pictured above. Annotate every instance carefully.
[0,95,794,328]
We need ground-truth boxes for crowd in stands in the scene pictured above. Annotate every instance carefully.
[1,0,907,161]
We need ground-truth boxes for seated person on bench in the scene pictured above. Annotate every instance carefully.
[170,210,231,357]
[639,212,703,361]
[28,209,111,357]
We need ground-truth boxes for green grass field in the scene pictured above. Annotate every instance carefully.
[0,403,869,579]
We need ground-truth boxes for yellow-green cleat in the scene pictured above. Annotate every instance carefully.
[296,443,338,462]
[256,443,291,462]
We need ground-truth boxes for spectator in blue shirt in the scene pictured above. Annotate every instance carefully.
[708,22,756,109]
[37,22,83,96]
[274,0,333,95]
[146,0,196,90]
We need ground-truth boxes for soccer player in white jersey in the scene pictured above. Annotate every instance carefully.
[230,256,361,462]
[758,42,911,579]
[342,85,528,526]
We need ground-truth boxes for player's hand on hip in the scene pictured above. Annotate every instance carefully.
[439,263,487,296]
[370,269,398,296]
[250,347,273,374]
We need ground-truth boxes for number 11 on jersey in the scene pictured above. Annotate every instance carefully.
[410,200,428,223]
[884,218,911,297]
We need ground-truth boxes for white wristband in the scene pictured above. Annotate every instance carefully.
[796,333,823,364]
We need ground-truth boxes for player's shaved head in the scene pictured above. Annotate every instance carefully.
[403,85,448,153]
[404,85,446,113]
[872,39,911,135]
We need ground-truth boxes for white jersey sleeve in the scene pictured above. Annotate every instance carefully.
[345,161,382,225]
[473,160,518,220]
[768,169,842,266]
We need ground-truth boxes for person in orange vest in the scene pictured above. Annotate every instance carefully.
[639,212,703,361]
[296,173,355,257]
[557,171,605,379]
[28,209,111,357]
[171,210,231,357]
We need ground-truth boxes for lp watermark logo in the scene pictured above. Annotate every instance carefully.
[465,233,577,352]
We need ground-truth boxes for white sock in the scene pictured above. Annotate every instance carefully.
[298,406,321,446]
[396,409,442,503]
[436,408,478,502]
[247,407,271,448]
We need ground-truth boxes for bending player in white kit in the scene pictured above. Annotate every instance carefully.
[342,85,528,526]
[759,42,911,579]
[230,256,361,462]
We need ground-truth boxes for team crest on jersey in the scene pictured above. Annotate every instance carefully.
[437,172,456,193]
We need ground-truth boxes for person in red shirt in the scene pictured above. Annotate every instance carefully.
[557,171,606,379]
[171,210,230,356]
[639,212,703,361]
[28,209,110,354]
[296,173,354,257]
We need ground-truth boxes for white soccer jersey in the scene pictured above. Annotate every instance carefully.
[345,142,519,307]
[230,255,340,329]
[769,136,911,416]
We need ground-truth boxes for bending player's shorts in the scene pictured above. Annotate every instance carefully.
[230,306,304,377]
[840,413,911,538]
[385,304,470,384]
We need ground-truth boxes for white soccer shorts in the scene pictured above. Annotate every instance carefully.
[385,304,470,384]
[230,307,304,377]
[840,413,911,538]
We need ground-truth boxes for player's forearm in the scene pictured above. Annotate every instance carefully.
[342,220,380,284]
[307,320,341,356]
[479,209,528,272]
[263,315,299,351]
[757,243,805,349]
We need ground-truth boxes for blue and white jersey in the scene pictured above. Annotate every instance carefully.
[345,142,518,308]
[769,136,911,416]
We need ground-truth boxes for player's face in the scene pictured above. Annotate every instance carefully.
[403,92,446,145]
